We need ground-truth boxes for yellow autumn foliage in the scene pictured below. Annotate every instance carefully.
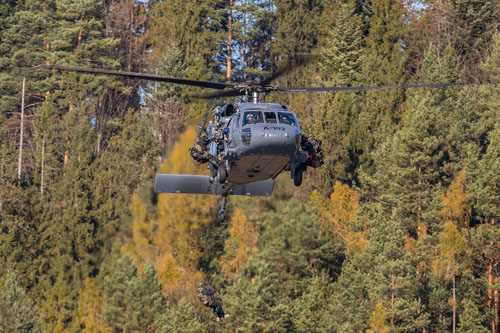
[122,194,154,272]
[432,221,466,281]
[367,302,390,333]
[121,127,215,300]
[155,126,215,269]
[73,278,112,333]
[221,209,258,280]
[442,169,470,229]
[311,182,368,255]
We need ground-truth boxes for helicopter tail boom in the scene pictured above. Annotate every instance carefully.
[155,174,274,196]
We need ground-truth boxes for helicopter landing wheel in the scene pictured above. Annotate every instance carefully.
[218,210,225,222]
[293,166,303,186]
[209,164,217,182]
[218,164,227,184]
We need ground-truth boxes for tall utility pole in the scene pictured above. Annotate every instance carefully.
[226,0,233,80]
[17,77,25,180]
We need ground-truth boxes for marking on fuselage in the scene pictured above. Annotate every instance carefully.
[263,126,285,131]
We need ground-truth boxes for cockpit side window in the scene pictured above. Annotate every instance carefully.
[278,112,297,126]
[243,111,264,126]
[264,112,277,123]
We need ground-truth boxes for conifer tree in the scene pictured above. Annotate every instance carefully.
[312,0,367,188]
[148,0,226,81]
[0,273,42,333]
[145,46,187,146]
[468,125,500,332]
[371,213,430,331]
[156,298,203,333]
[358,0,408,156]
[292,275,335,332]
[360,44,461,236]
[102,255,167,332]
[273,0,325,57]
[457,299,489,333]
[231,0,275,78]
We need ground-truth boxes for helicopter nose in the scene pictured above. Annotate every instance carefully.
[252,125,298,155]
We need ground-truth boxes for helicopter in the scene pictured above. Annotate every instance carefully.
[44,63,470,221]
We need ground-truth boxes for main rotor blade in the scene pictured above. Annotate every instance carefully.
[44,64,233,90]
[277,81,471,92]
[196,89,244,99]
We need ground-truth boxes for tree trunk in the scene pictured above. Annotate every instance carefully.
[77,29,83,49]
[391,262,395,330]
[18,77,25,180]
[488,218,495,333]
[64,103,73,167]
[96,133,101,153]
[452,275,456,333]
[64,136,70,166]
[494,277,499,333]
[226,0,233,80]
[41,137,45,198]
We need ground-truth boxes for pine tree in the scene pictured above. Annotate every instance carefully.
[312,0,367,188]
[468,125,500,332]
[360,44,461,237]
[148,0,226,81]
[102,255,167,332]
[292,275,335,332]
[145,46,187,147]
[457,299,489,333]
[357,0,408,157]
[321,0,365,85]
[0,273,42,333]
[365,212,429,331]
[273,0,326,57]
[156,298,203,333]
[231,0,275,79]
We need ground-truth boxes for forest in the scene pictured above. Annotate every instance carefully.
[1,0,500,332]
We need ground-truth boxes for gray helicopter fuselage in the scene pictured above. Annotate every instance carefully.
[217,102,306,189]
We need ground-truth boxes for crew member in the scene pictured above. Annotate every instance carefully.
[197,283,227,321]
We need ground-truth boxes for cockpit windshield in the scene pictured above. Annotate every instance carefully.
[243,111,264,126]
[278,112,298,127]
[264,112,277,123]
[242,110,298,127]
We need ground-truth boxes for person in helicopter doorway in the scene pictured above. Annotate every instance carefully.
[197,283,227,321]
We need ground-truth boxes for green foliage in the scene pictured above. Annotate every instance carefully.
[457,299,489,333]
[1,2,500,332]
[102,256,166,332]
[321,0,364,85]
[292,275,335,332]
[273,0,326,57]
[156,298,203,333]
[0,273,42,333]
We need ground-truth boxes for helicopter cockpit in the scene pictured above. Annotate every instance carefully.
[241,110,299,128]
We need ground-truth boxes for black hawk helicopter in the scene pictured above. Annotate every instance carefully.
[44,62,469,221]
